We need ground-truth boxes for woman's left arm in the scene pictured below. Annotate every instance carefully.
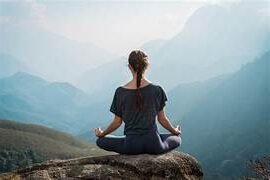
[95,115,122,137]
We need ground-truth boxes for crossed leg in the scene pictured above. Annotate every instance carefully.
[96,134,145,155]
[159,133,182,153]
[96,134,126,154]
[96,133,181,155]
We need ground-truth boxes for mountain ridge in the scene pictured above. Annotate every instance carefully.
[0,72,94,134]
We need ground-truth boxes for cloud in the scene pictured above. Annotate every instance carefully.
[0,0,48,28]
[0,1,32,18]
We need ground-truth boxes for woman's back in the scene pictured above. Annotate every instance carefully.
[110,82,168,135]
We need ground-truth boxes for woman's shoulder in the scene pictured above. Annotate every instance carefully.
[150,83,162,88]
[115,81,164,94]
[148,82,165,91]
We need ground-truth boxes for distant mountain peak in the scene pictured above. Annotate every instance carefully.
[10,72,46,83]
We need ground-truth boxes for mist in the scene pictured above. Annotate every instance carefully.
[0,0,269,178]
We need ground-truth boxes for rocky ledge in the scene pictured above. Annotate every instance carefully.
[0,151,203,180]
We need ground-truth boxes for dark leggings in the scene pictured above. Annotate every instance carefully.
[96,131,181,155]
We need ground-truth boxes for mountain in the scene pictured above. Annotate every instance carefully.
[0,72,94,134]
[166,74,231,122]
[147,4,270,90]
[140,39,167,56]
[0,119,111,172]
[76,57,130,101]
[0,54,28,78]
[0,23,117,83]
[179,51,270,178]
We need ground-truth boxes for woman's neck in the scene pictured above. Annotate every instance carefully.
[131,76,150,85]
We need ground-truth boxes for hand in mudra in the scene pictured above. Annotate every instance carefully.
[95,127,104,137]
[174,125,182,136]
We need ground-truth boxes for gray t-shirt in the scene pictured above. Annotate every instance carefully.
[110,83,168,135]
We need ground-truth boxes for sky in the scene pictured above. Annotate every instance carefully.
[0,0,224,56]
[0,0,267,56]
[41,1,205,56]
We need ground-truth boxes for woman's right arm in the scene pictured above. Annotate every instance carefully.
[157,109,181,135]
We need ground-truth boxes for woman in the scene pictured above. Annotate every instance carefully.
[95,50,181,155]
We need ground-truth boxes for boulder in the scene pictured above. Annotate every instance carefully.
[0,151,203,180]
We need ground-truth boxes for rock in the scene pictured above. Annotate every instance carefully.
[0,151,203,180]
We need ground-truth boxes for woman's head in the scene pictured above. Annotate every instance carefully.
[128,50,149,111]
[128,50,149,88]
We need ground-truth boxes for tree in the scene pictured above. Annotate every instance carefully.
[244,155,270,180]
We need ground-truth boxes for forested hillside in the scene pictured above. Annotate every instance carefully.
[179,52,270,178]
[0,119,111,172]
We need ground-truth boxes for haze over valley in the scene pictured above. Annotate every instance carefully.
[0,1,269,178]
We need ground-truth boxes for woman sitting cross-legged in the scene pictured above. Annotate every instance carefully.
[94,50,182,155]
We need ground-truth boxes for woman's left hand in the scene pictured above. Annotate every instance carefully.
[95,128,104,137]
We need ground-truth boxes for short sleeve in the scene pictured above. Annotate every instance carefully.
[158,86,168,112]
[110,88,122,118]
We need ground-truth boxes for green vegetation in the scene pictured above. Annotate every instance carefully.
[0,119,112,173]
[0,149,43,172]
[244,155,270,179]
